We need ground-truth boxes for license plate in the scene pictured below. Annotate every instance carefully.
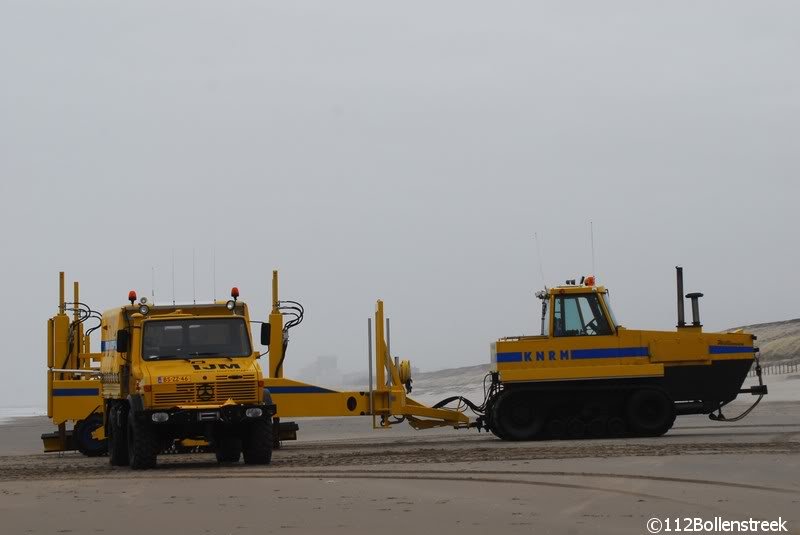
[158,376,190,384]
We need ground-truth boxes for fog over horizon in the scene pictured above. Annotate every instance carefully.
[1,2,798,407]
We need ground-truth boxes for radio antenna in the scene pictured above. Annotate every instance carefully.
[192,248,197,305]
[590,221,596,276]
[533,232,545,287]
[151,266,155,304]
[171,250,176,305]
[212,248,216,301]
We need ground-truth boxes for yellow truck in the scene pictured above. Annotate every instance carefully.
[43,271,469,467]
[44,275,275,469]
[99,289,276,469]
[483,267,767,440]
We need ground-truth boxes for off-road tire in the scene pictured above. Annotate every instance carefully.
[486,397,509,440]
[607,416,627,437]
[546,418,567,439]
[215,435,242,464]
[567,418,586,439]
[492,390,544,441]
[626,389,675,437]
[108,405,129,466]
[587,417,607,438]
[127,411,158,470]
[242,420,273,465]
[75,413,108,457]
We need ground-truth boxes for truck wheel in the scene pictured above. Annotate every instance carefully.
[567,418,586,439]
[242,420,273,465]
[75,413,108,457]
[486,398,509,440]
[108,405,129,466]
[607,416,627,437]
[494,390,543,441]
[216,436,242,463]
[626,389,675,437]
[127,411,158,470]
[587,417,607,438]
[546,418,566,439]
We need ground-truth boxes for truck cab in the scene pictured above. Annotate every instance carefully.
[101,293,275,469]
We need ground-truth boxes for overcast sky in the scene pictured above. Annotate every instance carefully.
[1,2,798,408]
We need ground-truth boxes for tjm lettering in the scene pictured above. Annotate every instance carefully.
[191,363,241,371]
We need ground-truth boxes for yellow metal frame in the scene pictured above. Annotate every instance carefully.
[44,272,105,452]
[264,271,469,430]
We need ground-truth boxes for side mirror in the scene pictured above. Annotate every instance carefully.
[116,329,129,353]
[260,323,271,346]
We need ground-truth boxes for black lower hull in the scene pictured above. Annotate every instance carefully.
[487,358,758,440]
[504,358,753,415]
[661,358,752,409]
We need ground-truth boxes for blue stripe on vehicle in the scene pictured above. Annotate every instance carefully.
[52,388,100,397]
[572,347,649,360]
[571,346,649,359]
[495,352,523,363]
[268,386,337,394]
[100,340,116,352]
[495,347,648,363]
[709,346,754,355]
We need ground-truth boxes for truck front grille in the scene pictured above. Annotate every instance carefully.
[154,384,195,406]
[152,379,258,408]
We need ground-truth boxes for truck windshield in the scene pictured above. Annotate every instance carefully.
[553,294,612,337]
[141,318,251,360]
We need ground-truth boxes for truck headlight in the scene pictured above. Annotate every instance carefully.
[226,300,236,310]
[151,412,169,423]
[245,408,263,418]
[139,304,150,315]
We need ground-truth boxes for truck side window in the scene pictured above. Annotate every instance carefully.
[553,294,612,337]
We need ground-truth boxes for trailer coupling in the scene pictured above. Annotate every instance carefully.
[739,384,768,396]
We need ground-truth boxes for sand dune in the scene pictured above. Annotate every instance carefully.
[734,318,800,363]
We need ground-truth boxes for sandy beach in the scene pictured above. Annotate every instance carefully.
[1,394,798,535]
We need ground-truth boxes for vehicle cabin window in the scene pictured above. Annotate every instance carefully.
[142,318,251,360]
[553,294,612,337]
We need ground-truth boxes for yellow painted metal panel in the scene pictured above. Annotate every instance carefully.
[649,336,707,362]
[50,380,103,425]
[265,378,371,418]
[47,318,54,369]
[52,315,69,374]
[42,434,67,453]
[46,371,53,418]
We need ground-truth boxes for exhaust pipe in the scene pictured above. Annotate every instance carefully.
[687,292,703,327]
[676,266,686,328]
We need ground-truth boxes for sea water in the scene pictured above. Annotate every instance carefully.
[0,407,46,425]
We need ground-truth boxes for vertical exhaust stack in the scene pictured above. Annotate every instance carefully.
[676,266,686,328]
[687,292,704,327]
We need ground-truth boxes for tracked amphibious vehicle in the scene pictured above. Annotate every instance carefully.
[483,267,767,440]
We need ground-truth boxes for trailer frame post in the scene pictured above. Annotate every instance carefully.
[368,317,375,429]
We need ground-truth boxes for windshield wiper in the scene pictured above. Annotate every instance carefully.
[188,352,233,361]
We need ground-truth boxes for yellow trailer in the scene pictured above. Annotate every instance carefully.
[263,271,469,432]
[42,273,106,456]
